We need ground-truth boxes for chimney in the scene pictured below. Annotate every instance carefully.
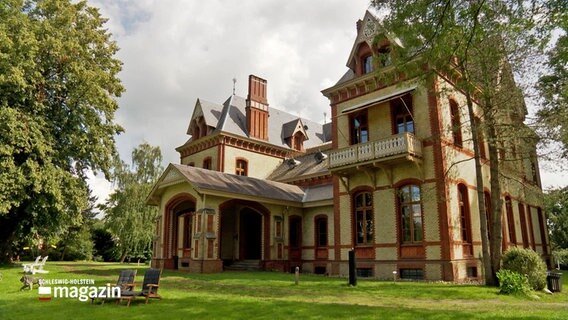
[246,75,269,140]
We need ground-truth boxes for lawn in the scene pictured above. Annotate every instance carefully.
[0,262,566,319]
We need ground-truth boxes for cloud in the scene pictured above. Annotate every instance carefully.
[85,0,566,204]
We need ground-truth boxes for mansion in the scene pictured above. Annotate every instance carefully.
[148,11,550,281]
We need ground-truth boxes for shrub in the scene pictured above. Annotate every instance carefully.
[501,247,547,290]
[496,269,531,295]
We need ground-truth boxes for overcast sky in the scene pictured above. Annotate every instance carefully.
[86,0,567,204]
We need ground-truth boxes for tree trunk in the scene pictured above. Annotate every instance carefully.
[0,211,21,264]
[120,250,128,263]
[486,117,503,283]
[465,93,495,285]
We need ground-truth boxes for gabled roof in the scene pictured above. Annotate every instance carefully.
[182,95,330,150]
[147,164,306,206]
[346,10,383,70]
[281,118,308,140]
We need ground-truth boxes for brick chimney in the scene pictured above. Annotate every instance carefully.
[246,75,269,140]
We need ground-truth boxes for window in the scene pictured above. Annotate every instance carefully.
[467,266,478,278]
[400,268,424,280]
[392,95,414,134]
[378,46,391,67]
[537,208,548,254]
[354,191,373,245]
[315,216,328,247]
[458,184,472,256]
[350,111,369,145]
[505,197,516,245]
[399,185,422,244]
[356,268,373,278]
[449,99,462,147]
[484,191,492,241]
[235,159,248,176]
[203,157,212,170]
[188,162,195,167]
[362,55,373,74]
[292,132,304,151]
[518,203,529,248]
[474,117,487,159]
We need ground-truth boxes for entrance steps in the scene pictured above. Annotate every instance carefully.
[224,260,260,271]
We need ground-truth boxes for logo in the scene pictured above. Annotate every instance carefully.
[37,279,121,302]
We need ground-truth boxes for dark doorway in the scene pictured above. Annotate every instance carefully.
[289,216,302,260]
[239,208,262,260]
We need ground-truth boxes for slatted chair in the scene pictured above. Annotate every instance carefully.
[119,268,162,307]
[95,269,137,304]
[31,256,49,274]
[22,256,41,273]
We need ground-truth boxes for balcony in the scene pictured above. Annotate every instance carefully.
[328,132,423,170]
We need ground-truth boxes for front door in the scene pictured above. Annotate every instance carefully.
[239,208,262,260]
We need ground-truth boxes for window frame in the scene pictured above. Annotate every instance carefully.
[391,94,415,135]
[202,157,212,170]
[399,184,423,244]
[315,215,328,248]
[235,158,248,176]
[458,184,473,256]
[449,99,463,147]
[349,110,369,145]
[353,190,374,245]
[505,196,517,245]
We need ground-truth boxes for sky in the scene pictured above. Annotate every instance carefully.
[85,0,567,205]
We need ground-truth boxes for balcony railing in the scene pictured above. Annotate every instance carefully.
[328,132,423,169]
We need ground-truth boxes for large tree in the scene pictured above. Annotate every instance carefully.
[537,7,568,158]
[101,143,162,263]
[0,0,123,263]
[544,187,568,250]
[373,0,554,285]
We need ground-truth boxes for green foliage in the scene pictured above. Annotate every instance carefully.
[496,269,531,295]
[91,225,119,262]
[544,187,568,249]
[537,5,568,157]
[0,0,123,263]
[552,248,568,269]
[100,143,162,262]
[502,247,547,290]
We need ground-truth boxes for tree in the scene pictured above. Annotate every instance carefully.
[373,0,554,285]
[537,6,568,158]
[0,0,123,263]
[100,143,162,263]
[544,187,568,250]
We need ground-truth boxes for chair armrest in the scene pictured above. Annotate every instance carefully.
[147,284,159,288]
[146,284,159,294]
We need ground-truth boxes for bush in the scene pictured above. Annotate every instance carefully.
[501,247,547,290]
[496,269,531,295]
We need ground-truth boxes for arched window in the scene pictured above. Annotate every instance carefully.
[354,191,373,245]
[399,185,422,244]
[449,99,462,147]
[458,184,472,256]
[474,116,487,159]
[292,132,305,151]
[505,196,516,246]
[362,55,373,74]
[392,95,414,134]
[315,216,328,247]
[518,203,529,248]
[350,111,369,145]
[235,159,248,176]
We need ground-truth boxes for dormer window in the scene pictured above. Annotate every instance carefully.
[378,46,391,67]
[363,55,373,74]
[292,132,305,151]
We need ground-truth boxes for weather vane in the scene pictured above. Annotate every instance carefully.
[232,77,237,95]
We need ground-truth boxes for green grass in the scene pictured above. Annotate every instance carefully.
[1,262,567,319]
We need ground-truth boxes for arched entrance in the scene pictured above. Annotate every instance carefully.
[219,200,270,268]
[164,194,196,270]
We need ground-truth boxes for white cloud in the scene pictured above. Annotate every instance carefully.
[85,0,566,204]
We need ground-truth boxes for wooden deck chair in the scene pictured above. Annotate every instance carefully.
[22,256,41,273]
[94,269,136,304]
[119,268,162,307]
[32,256,49,274]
